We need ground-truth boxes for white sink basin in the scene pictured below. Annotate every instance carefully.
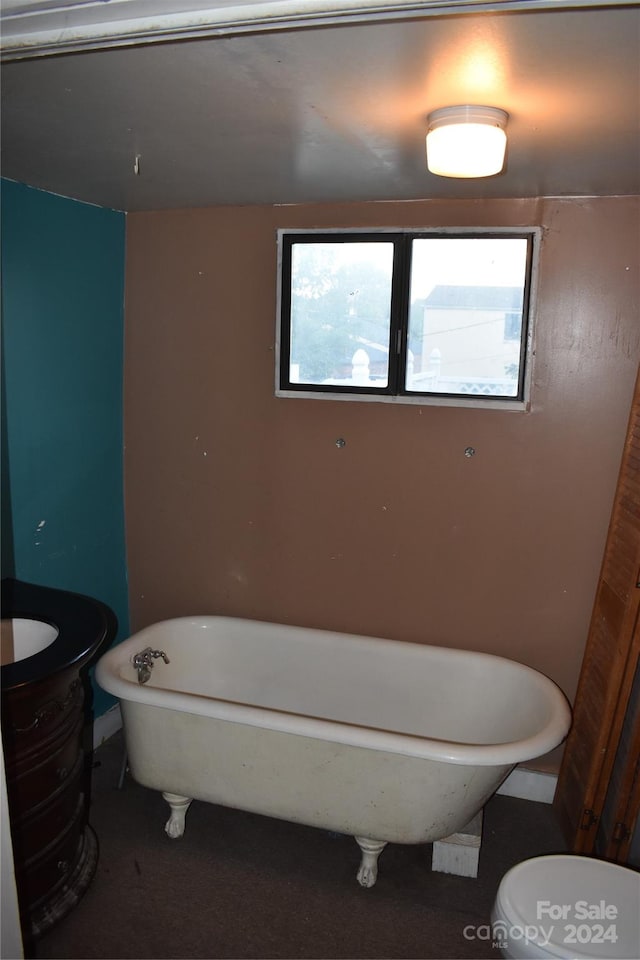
[1,617,60,666]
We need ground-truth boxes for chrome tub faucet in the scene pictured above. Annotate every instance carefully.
[133,646,170,685]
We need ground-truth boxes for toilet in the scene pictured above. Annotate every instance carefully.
[491,854,640,959]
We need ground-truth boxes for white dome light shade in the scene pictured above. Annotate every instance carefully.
[426,105,508,178]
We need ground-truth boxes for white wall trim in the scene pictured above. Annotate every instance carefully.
[1,746,24,959]
[1,0,631,60]
[93,703,122,750]
[497,767,557,804]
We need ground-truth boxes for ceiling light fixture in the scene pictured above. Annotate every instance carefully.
[426,105,508,178]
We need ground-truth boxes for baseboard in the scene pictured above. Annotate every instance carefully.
[91,707,557,804]
[93,703,122,750]
[497,767,557,804]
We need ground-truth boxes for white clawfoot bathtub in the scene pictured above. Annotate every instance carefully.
[95,617,571,887]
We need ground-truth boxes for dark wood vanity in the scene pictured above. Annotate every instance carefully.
[1,578,117,943]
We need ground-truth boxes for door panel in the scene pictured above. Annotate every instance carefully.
[554,366,640,857]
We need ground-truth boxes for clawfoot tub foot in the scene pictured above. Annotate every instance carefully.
[162,792,192,838]
[354,836,387,888]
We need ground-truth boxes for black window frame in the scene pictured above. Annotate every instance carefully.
[277,228,537,406]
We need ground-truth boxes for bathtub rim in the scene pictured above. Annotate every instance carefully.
[95,615,571,767]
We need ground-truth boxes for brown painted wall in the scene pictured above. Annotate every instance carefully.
[124,196,639,769]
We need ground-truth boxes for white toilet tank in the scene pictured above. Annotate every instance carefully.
[491,854,640,959]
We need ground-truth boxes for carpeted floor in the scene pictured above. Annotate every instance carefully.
[30,731,567,960]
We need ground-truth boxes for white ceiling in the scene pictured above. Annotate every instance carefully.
[1,1,638,211]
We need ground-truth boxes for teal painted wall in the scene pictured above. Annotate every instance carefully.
[1,179,129,717]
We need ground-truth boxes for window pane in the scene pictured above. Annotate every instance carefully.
[289,241,394,387]
[406,237,529,398]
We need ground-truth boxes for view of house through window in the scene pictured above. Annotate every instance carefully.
[406,237,529,397]
[278,230,535,405]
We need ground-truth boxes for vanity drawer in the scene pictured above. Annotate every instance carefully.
[10,755,85,862]
[5,716,83,814]
[16,799,87,908]
[2,669,85,755]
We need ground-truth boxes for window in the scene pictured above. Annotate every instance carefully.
[276,229,538,408]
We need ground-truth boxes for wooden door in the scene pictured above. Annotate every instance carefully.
[554,365,640,857]
[595,639,640,863]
